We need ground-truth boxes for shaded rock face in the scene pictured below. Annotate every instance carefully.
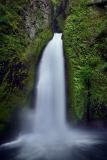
[0,0,52,135]
[25,0,51,38]
[64,0,107,127]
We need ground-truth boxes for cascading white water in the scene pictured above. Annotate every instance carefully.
[34,33,66,131]
[1,33,99,160]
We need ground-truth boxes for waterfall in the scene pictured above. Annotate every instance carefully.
[34,33,66,131]
[0,33,99,160]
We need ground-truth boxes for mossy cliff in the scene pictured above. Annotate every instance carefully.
[64,0,107,125]
[0,0,52,133]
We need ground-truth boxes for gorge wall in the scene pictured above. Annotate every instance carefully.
[0,0,52,134]
[64,0,107,126]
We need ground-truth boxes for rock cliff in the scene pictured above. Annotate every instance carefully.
[0,0,52,134]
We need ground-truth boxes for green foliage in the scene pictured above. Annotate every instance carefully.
[64,0,107,121]
[0,0,52,132]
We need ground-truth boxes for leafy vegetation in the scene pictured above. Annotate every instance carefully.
[64,0,107,123]
[0,0,52,133]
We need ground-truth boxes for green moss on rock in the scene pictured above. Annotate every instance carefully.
[64,0,107,123]
[0,0,52,133]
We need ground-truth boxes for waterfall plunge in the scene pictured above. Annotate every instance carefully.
[34,33,66,132]
[1,33,99,160]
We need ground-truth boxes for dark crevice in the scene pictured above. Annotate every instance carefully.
[51,0,70,33]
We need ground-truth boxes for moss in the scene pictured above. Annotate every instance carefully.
[0,29,52,132]
[64,0,107,122]
[0,0,52,132]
